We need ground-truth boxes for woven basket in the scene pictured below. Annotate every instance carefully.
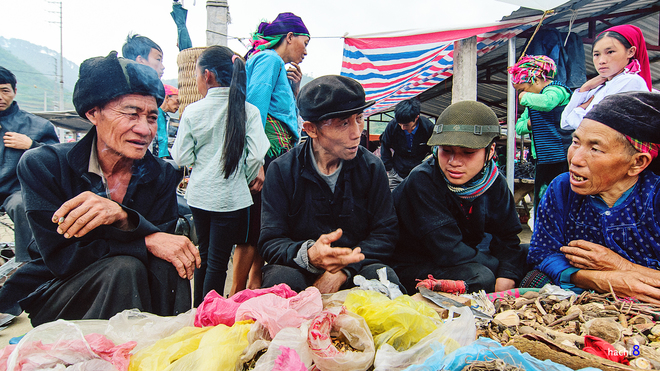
[177,47,206,115]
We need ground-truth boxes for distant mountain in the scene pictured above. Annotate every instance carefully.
[0,37,78,92]
[0,47,73,112]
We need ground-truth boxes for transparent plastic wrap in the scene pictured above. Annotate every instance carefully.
[308,307,375,371]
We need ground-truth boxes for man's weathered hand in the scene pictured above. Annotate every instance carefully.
[561,240,634,271]
[494,277,515,292]
[308,228,365,273]
[52,191,130,239]
[3,132,33,150]
[145,232,201,280]
[313,270,348,294]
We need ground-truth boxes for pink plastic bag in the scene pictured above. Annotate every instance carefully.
[272,346,307,371]
[0,320,135,371]
[236,286,323,338]
[194,283,297,327]
[308,307,375,371]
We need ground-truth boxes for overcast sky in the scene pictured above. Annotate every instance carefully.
[4,0,521,81]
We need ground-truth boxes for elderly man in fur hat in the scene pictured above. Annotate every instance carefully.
[527,92,660,304]
[0,52,200,326]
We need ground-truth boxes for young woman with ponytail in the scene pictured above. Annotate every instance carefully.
[171,46,269,305]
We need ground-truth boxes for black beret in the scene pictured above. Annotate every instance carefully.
[584,91,660,144]
[73,51,164,118]
[297,75,374,122]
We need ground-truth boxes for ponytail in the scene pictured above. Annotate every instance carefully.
[223,55,247,179]
[197,46,247,179]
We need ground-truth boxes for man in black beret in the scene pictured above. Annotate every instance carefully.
[0,52,200,326]
[527,91,660,304]
[259,75,403,295]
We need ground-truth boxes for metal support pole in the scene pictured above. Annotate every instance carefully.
[506,37,516,194]
[206,0,229,46]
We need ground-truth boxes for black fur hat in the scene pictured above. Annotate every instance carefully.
[585,91,660,143]
[73,51,164,118]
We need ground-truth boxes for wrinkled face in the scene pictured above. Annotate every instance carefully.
[0,83,16,112]
[592,36,635,80]
[286,34,309,64]
[139,48,165,78]
[309,112,364,161]
[398,117,418,134]
[87,94,158,160]
[567,119,634,196]
[436,144,493,186]
[163,94,180,113]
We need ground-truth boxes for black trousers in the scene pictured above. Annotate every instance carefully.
[261,262,406,294]
[24,255,192,327]
[190,207,248,306]
[534,161,568,216]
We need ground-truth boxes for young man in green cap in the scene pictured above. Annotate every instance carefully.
[391,100,527,294]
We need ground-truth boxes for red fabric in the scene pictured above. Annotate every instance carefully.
[599,25,652,90]
[583,335,629,365]
[415,275,467,294]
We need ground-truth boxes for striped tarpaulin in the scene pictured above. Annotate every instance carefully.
[341,17,541,117]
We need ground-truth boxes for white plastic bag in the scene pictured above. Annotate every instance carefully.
[105,308,195,352]
[373,306,475,370]
[252,321,313,371]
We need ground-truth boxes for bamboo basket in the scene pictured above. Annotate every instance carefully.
[177,47,206,115]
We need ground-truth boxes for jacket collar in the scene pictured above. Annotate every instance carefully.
[0,101,19,118]
[67,126,161,184]
[298,138,360,176]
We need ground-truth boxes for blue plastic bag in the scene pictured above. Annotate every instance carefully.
[402,338,602,371]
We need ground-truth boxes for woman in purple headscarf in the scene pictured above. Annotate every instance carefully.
[229,13,310,295]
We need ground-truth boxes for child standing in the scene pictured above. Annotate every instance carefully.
[509,55,573,216]
[171,46,269,305]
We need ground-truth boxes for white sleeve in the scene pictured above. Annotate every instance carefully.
[170,111,196,167]
[589,74,650,110]
[244,104,269,184]
[560,89,596,130]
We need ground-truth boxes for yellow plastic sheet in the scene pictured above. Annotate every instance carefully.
[129,326,210,371]
[344,290,441,351]
[128,321,252,371]
[164,321,252,371]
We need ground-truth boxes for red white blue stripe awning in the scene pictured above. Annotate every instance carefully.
[341,17,541,116]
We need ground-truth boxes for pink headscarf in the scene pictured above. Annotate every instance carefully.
[599,25,652,90]
[163,84,179,97]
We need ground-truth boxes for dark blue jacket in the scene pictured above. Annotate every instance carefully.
[0,128,179,315]
[380,115,434,178]
[258,139,398,277]
[0,102,59,203]
[391,156,525,281]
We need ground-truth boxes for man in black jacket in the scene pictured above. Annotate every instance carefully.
[0,52,200,326]
[391,101,526,294]
[380,98,434,190]
[0,67,59,262]
[259,75,402,294]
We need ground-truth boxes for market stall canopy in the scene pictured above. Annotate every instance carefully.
[340,16,541,117]
[32,111,92,132]
[495,0,570,11]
